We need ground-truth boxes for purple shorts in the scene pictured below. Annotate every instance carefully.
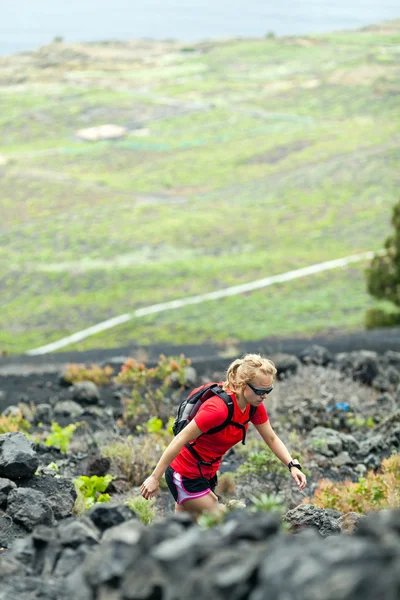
[165,466,218,505]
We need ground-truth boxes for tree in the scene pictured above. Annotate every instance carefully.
[365,199,400,328]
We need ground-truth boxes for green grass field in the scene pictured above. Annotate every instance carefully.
[1,22,399,355]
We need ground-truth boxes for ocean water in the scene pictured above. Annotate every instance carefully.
[0,0,399,55]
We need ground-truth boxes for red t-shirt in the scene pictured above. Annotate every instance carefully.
[170,390,268,479]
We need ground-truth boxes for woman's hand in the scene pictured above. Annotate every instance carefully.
[290,467,307,491]
[140,475,160,500]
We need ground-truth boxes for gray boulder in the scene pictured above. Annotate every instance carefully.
[335,350,380,386]
[0,477,17,508]
[57,517,100,548]
[71,381,101,406]
[34,403,53,424]
[376,392,395,412]
[382,350,400,371]
[0,432,39,480]
[85,503,137,532]
[309,427,360,458]
[273,353,301,380]
[396,384,400,406]
[357,412,400,460]
[300,345,333,366]
[6,488,54,531]
[283,504,341,537]
[53,400,84,418]
[0,513,27,549]
[17,474,76,519]
[309,426,343,456]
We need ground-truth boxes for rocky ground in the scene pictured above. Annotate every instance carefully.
[0,340,399,599]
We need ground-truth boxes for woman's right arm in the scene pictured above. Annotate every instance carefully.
[140,420,203,500]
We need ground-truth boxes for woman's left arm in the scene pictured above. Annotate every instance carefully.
[254,421,307,490]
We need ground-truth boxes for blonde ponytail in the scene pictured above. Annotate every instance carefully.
[223,353,276,392]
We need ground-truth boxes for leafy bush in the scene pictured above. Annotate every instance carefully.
[346,415,375,429]
[365,308,400,329]
[101,432,172,485]
[73,474,113,513]
[116,354,190,429]
[366,198,400,325]
[63,363,114,385]
[125,496,156,525]
[305,454,400,513]
[45,422,81,453]
[249,492,286,514]
[236,449,288,479]
[117,354,190,387]
[0,411,31,433]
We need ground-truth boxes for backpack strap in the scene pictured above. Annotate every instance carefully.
[184,443,223,479]
[229,405,257,445]
[205,385,235,434]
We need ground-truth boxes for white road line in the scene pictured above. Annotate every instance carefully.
[26,250,378,355]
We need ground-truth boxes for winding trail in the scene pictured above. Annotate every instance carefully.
[26,250,380,355]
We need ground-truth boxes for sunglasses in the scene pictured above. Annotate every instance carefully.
[247,382,274,396]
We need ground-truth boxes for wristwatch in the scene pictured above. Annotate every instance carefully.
[287,460,302,472]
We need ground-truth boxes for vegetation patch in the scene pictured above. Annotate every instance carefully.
[305,454,400,513]
[1,23,399,354]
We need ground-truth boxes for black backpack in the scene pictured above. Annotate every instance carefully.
[173,382,257,477]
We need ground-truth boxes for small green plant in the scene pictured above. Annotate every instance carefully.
[346,415,375,428]
[101,439,136,480]
[311,439,327,449]
[137,416,175,436]
[145,417,163,433]
[249,492,286,514]
[197,510,225,529]
[47,462,59,473]
[125,496,156,525]
[0,411,31,433]
[101,433,172,485]
[197,500,244,529]
[73,474,114,512]
[45,422,81,453]
[63,363,114,385]
[236,449,288,479]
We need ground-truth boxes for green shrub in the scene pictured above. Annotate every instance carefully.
[101,432,172,485]
[0,411,31,433]
[45,422,81,453]
[125,496,156,525]
[365,198,400,325]
[116,354,190,428]
[249,492,286,514]
[305,454,400,513]
[365,308,400,329]
[73,474,113,513]
[236,449,288,479]
[346,415,375,428]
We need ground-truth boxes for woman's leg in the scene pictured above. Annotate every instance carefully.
[179,490,222,518]
[166,466,222,517]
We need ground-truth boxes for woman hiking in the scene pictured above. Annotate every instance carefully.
[140,353,307,518]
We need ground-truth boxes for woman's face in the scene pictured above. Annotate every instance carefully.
[242,372,274,407]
